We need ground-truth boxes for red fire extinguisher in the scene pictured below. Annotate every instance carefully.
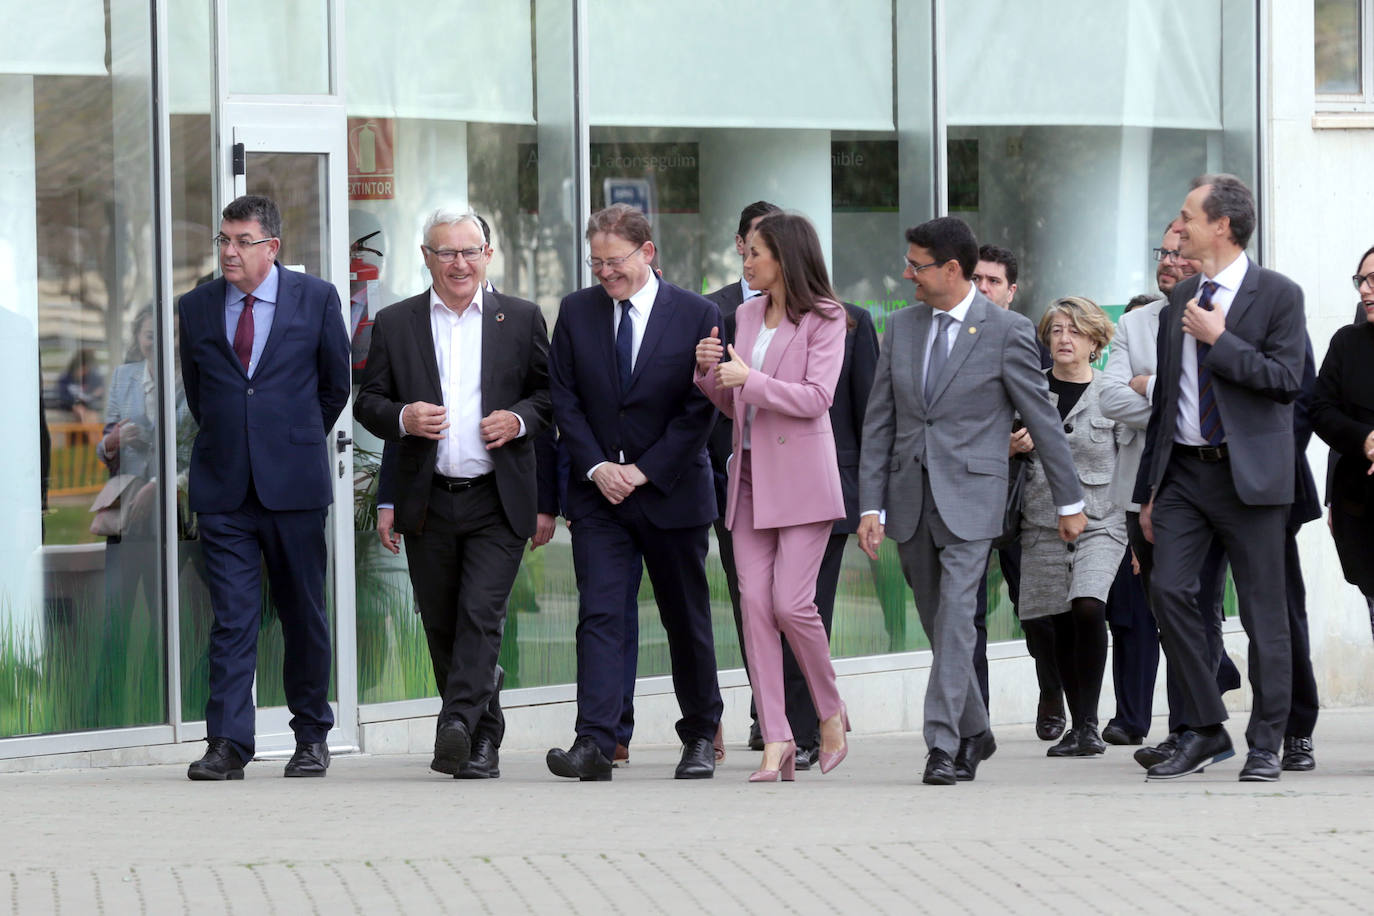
[349,229,383,380]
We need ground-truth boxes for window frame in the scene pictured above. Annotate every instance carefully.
[1316,0,1374,112]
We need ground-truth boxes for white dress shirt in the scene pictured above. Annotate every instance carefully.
[741,323,778,450]
[589,272,660,476]
[1174,252,1249,446]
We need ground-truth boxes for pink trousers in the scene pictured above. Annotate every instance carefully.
[731,451,842,743]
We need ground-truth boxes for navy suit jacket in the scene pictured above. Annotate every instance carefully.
[550,280,720,527]
[178,266,351,514]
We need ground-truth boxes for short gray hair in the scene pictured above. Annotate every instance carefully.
[422,207,486,246]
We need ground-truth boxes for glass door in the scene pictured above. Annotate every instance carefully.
[176,115,356,755]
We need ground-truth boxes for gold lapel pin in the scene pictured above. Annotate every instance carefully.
[968,326,977,334]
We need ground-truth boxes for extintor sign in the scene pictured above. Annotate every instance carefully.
[347,118,395,200]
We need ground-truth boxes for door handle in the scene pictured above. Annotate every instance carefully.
[336,430,353,453]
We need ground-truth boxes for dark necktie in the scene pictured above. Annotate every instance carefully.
[1194,281,1225,446]
[615,299,634,394]
[232,293,256,373]
[924,312,952,403]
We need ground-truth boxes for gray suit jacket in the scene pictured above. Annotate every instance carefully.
[1099,298,1166,510]
[1134,262,1305,507]
[860,291,1084,543]
[1022,370,1123,528]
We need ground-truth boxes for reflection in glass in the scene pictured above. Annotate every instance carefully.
[1316,0,1362,94]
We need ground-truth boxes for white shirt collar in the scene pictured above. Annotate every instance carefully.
[937,282,978,323]
[1202,251,1249,292]
[430,284,484,317]
[740,275,758,301]
[623,270,660,313]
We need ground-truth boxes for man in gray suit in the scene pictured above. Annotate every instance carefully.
[858,216,1086,785]
[1135,174,1305,782]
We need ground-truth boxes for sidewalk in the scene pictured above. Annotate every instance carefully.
[4,708,1374,914]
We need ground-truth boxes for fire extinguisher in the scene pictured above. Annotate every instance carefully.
[349,229,383,380]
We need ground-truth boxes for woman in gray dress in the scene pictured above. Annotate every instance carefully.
[1015,297,1127,757]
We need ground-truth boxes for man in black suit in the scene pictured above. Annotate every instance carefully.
[705,200,780,751]
[1136,174,1305,781]
[355,208,551,780]
[547,203,723,781]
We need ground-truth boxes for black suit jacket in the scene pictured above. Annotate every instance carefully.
[549,279,720,526]
[830,304,881,533]
[705,280,748,509]
[354,289,551,539]
[1134,261,1306,507]
[1290,335,1321,528]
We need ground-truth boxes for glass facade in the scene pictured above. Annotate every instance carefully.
[0,0,1262,752]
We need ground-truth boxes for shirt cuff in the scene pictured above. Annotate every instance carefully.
[516,415,527,438]
[587,460,607,481]
[1058,501,1085,516]
[1145,376,1156,403]
[377,503,394,511]
[861,509,887,524]
[397,404,409,437]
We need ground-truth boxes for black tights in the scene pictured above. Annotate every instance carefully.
[1051,597,1108,729]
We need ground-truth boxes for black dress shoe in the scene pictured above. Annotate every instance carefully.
[431,720,471,776]
[1281,736,1315,772]
[283,741,329,777]
[1238,748,1281,782]
[675,737,715,779]
[1134,731,1180,770]
[1036,695,1067,741]
[954,730,997,781]
[1146,728,1234,780]
[1046,727,1081,758]
[1076,724,1106,756]
[794,745,817,771]
[1101,724,1143,746]
[188,737,247,781]
[456,736,500,779]
[547,736,613,781]
[923,748,957,786]
[748,720,764,752]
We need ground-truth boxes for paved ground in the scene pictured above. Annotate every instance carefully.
[4,708,1374,914]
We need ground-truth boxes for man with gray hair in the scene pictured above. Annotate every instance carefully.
[1135,174,1305,781]
[355,207,551,780]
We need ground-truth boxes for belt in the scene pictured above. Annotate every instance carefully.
[1173,443,1228,462]
[431,472,494,492]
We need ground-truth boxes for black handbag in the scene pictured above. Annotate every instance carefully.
[991,456,1027,549]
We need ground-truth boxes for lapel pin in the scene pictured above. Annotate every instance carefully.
[968,326,977,334]
[496,312,505,322]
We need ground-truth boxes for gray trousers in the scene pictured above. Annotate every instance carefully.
[896,471,992,755]
[1150,451,1291,753]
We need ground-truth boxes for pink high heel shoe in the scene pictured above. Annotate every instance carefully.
[749,741,797,782]
[818,704,851,775]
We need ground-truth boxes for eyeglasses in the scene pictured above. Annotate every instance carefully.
[214,234,277,251]
[1354,273,1374,291]
[586,248,644,272]
[423,245,486,263]
[903,257,942,274]
[1152,247,1183,262]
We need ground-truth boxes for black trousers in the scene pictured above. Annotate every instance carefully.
[1150,452,1291,752]
[1104,546,1155,738]
[1284,527,1320,738]
[973,541,1061,711]
[405,480,525,746]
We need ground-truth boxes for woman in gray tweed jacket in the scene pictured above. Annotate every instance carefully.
[1015,297,1127,758]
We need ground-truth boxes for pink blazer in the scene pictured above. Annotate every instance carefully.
[696,294,846,531]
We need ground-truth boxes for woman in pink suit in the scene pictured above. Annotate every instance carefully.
[695,212,851,782]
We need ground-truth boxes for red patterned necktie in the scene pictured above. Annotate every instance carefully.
[232,294,255,372]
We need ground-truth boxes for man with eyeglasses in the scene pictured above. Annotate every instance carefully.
[546,203,724,781]
[355,207,551,781]
[179,195,351,780]
[857,216,1086,785]
[1100,224,1241,761]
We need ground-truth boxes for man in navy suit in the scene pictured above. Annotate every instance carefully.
[546,203,724,781]
[179,195,351,780]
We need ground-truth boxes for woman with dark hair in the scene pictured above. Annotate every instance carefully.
[1015,296,1127,757]
[694,211,851,781]
[1311,244,1374,628]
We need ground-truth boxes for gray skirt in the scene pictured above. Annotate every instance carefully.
[1016,514,1128,620]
